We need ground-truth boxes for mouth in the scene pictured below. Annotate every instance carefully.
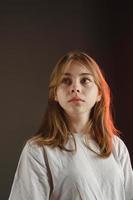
[68,98,85,103]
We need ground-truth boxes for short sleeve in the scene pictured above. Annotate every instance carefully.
[113,136,133,200]
[8,141,51,200]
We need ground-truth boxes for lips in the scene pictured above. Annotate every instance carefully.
[68,97,85,102]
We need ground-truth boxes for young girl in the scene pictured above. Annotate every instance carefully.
[9,51,133,200]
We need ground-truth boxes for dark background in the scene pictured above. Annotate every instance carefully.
[0,1,132,199]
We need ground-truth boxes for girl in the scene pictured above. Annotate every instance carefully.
[9,51,133,200]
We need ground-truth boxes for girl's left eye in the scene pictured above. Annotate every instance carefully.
[81,77,91,84]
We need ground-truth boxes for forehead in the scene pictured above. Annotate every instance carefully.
[62,60,92,75]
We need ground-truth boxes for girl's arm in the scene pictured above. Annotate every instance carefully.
[8,141,51,200]
[117,137,133,200]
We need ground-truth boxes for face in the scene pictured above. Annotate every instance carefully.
[55,61,101,119]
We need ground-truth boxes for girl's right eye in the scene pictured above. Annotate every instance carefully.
[61,78,72,85]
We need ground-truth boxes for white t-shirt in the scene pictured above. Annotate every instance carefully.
[9,134,133,200]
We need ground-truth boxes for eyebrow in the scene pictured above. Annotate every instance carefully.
[62,73,93,76]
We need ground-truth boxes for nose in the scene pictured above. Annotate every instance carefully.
[70,81,81,94]
[71,88,80,93]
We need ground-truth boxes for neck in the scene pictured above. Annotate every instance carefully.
[66,112,89,134]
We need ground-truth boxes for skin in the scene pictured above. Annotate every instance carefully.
[55,61,101,133]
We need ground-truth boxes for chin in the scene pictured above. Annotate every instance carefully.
[68,109,87,115]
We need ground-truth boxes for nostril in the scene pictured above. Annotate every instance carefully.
[71,89,80,93]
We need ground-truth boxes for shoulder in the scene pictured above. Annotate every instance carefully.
[20,139,47,167]
[112,135,128,151]
[112,135,128,154]
[23,139,43,154]
[112,135,126,147]
[112,135,131,164]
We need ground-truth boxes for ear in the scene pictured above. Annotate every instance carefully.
[54,94,58,102]
[54,89,58,102]
[97,94,101,102]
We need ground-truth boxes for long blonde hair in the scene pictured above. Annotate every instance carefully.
[30,51,120,157]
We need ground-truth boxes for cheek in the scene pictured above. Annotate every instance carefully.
[85,86,99,100]
[57,85,68,95]
[56,87,66,102]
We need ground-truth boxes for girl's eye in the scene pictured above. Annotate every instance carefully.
[61,78,72,85]
[81,77,91,84]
